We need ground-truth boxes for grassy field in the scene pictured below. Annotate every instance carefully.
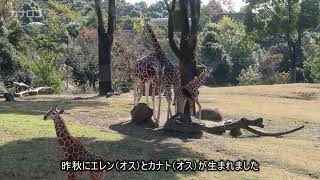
[0,84,319,180]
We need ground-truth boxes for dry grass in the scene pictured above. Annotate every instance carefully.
[0,83,319,179]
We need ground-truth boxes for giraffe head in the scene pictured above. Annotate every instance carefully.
[200,68,211,78]
[143,23,152,36]
[43,105,64,120]
[143,23,159,45]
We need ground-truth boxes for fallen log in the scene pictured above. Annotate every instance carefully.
[15,87,54,97]
[12,82,31,92]
[203,117,304,137]
[245,125,305,137]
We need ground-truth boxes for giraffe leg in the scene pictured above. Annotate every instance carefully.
[136,84,143,105]
[175,99,178,114]
[133,83,137,106]
[195,97,202,120]
[189,100,194,117]
[157,85,162,124]
[166,96,172,121]
[145,82,150,105]
[151,83,156,121]
[67,172,76,180]
[166,88,172,120]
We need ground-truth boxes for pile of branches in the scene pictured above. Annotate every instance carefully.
[0,81,54,101]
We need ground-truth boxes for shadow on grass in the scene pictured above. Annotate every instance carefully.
[0,136,205,180]
[0,100,108,116]
[110,121,203,144]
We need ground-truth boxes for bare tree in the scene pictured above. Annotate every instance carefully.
[94,0,115,95]
[164,0,201,115]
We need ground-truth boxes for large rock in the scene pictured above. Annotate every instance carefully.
[196,108,222,122]
[163,113,205,133]
[131,103,153,123]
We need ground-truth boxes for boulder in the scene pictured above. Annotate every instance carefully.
[196,108,222,122]
[163,113,205,133]
[106,92,114,98]
[131,103,153,124]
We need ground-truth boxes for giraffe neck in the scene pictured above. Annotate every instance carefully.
[186,71,209,91]
[146,26,169,65]
[173,71,182,94]
[53,114,73,146]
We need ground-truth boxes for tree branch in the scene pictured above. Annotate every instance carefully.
[164,0,170,11]
[107,0,115,37]
[94,0,105,36]
[166,0,181,59]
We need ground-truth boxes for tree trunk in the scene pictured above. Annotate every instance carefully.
[288,44,297,83]
[94,0,115,95]
[165,0,200,115]
[287,0,298,84]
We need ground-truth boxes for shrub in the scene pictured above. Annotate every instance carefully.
[32,70,63,93]
[304,45,320,82]
[272,72,289,84]
[238,65,262,85]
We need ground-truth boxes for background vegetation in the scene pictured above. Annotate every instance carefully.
[0,0,319,93]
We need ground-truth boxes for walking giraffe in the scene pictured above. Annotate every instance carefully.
[143,23,182,121]
[43,105,105,180]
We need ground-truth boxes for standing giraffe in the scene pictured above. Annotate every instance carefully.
[43,105,104,180]
[132,51,161,123]
[175,68,211,120]
[143,23,183,122]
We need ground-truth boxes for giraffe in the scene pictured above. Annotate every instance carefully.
[132,51,161,123]
[43,105,104,180]
[175,68,211,120]
[143,23,181,122]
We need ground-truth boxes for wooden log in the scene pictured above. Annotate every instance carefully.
[203,117,304,137]
[203,118,264,134]
[15,87,54,97]
[12,82,30,92]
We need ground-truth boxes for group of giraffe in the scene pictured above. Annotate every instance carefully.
[41,24,211,180]
[133,23,211,125]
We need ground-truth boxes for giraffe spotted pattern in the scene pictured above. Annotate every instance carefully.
[43,105,105,180]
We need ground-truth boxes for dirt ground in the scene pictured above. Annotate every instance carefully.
[1,83,320,179]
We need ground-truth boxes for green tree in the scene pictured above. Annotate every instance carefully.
[148,1,168,18]
[6,19,27,49]
[244,0,320,83]
[27,19,67,93]
[0,37,18,79]
[132,17,144,33]
[202,0,223,16]
[200,17,256,85]
[199,23,230,85]
[0,0,13,21]
[304,44,320,82]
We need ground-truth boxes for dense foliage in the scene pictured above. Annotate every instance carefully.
[0,0,319,94]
